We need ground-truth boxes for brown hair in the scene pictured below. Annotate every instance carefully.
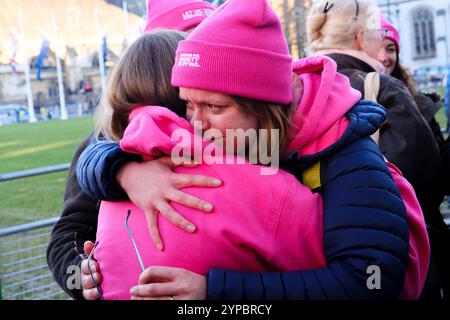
[95,30,295,162]
[391,54,418,98]
[231,96,295,158]
[96,30,187,141]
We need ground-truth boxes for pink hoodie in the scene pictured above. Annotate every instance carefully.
[95,106,326,300]
[289,55,429,299]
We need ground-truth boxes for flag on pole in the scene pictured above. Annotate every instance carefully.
[9,30,19,76]
[102,35,108,64]
[36,38,50,81]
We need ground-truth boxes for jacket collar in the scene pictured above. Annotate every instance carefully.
[284,100,387,170]
[322,52,380,74]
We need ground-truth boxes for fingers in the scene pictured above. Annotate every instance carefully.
[138,266,178,285]
[173,157,198,168]
[81,258,102,290]
[157,156,176,169]
[130,282,177,298]
[83,241,95,256]
[173,173,221,189]
[162,154,198,169]
[155,200,196,233]
[130,295,175,300]
[83,288,100,300]
[81,271,102,291]
[145,210,164,251]
[166,188,213,213]
[179,162,199,168]
[81,257,102,300]
[81,258,99,275]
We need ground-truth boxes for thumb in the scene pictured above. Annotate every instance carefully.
[84,241,95,256]
[178,158,199,168]
[158,156,176,169]
[160,155,196,169]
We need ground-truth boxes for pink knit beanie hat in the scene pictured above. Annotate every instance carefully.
[171,0,293,105]
[381,15,400,53]
[144,0,215,32]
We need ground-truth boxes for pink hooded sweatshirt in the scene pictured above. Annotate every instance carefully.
[288,55,429,300]
[95,106,326,300]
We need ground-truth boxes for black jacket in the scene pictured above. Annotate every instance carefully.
[46,133,99,300]
[326,54,443,224]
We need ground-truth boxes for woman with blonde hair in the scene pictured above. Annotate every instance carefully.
[307,0,441,214]
[376,15,450,299]
[307,0,443,299]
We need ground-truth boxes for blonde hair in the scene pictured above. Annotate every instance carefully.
[307,0,381,53]
[95,30,187,142]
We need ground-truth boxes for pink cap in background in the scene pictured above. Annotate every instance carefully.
[381,15,400,53]
[171,0,293,105]
[144,0,215,32]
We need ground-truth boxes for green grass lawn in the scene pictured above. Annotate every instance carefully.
[0,117,94,228]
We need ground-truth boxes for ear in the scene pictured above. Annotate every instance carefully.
[354,29,365,51]
[291,73,303,109]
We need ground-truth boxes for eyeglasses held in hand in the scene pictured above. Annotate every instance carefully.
[87,241,104,300]
[126,209,146,272]
[86,210,145,301]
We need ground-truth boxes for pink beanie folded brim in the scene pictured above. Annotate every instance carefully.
[381,15,400,53]
[172,39,293,104]
[145,1,215,32]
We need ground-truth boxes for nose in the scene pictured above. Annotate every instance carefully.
[189,107,209,131]
[377,49,388,64]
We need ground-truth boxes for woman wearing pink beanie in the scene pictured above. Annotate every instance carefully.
[378,15,450,300]
[77,0,417,300]
[378,15,400,74]
[144,0,215,32]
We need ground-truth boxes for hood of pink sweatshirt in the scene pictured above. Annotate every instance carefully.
[96,106,325,300]
[287,55,361,157]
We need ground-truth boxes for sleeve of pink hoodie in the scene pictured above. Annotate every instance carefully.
[119,106,194,161]
[387,162,430,300]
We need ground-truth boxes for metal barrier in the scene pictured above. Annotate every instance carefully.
[0,164,71,300]
[0,163,70,182]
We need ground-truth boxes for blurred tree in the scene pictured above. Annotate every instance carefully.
[104,0,312,59]
[270,1,311,59]
[283,0,292,53]
[294,0,307,58]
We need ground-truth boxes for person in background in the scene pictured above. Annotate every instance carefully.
[144,0,214,33]
[377,15,450,300]
[377,15,444,146]
[307,0,448,300]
